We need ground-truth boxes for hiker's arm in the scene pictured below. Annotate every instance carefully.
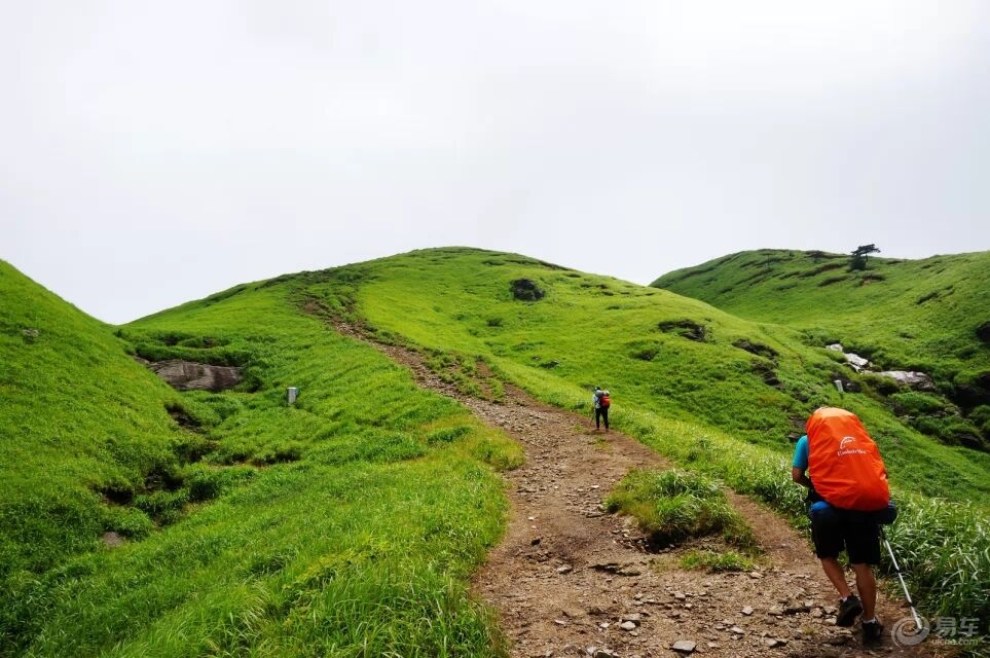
[792,467,811,489]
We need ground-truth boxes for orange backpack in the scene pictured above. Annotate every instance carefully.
[807,407,890,511]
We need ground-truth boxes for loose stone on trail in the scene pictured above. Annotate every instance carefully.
[671,639,697,654]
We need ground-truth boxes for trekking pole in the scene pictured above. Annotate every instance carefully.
[880,527,923,629]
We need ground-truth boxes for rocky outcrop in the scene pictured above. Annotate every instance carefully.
[876,370,936,391]
[658,320,707,341]
[510,279,545,301]
[826,344,936,391]
[150,360,242,391]
[826,343,869,371]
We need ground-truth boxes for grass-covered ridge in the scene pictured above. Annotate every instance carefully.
[652,249,990,450]
[1,259,522,656]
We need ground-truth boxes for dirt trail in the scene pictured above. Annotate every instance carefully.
[331,320,929,658]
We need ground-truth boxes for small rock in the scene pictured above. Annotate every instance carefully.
[784,603,810,615]
[741,606,754,616]
[671,640,697,654]
[765,638,788,648]
[749,571,763,579]
[554,619,568,626]
[557,565,573,574]
[674,592,687,601]
[707,642,719,649]
[620,621,637,631]
[768,606,784,616]
[730,626,745,635]
[620,613,642,623]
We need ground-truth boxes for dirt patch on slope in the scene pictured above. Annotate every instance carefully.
[329,319,931,658]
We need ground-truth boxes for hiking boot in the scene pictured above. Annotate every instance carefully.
[862,619,884,645]
[836,595,863,627]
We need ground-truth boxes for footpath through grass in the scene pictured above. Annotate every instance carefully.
[338,247,990,644]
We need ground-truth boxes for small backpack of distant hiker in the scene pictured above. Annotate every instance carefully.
[806,407,890,512]
[600,392,611,408]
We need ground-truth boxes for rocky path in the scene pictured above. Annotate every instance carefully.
[330,319,929,658]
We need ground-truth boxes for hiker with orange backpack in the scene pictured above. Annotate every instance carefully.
[791,407,892,646]
[592,386,610,432]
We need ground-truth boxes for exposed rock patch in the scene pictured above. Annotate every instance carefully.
[733,339,778,361]
[511,278,545,301]
[826,344,870,371]
[150,360,242,391]
[876,371,936,392]
[658,319,707,341]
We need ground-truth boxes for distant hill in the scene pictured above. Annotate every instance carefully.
[652,249,990,450]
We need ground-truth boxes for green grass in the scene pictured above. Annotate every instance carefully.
[1,260,522,656]
[653,249,990,450]
[4,245,990,652]
[605,469,755,549]
[679,549,756,573]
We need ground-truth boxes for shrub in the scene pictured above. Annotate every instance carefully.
[606,470,755,548]
[888,392,948,416]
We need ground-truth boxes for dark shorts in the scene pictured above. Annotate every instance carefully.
[810,507,881,565]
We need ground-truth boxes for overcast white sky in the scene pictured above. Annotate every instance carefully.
[3,1,989,324]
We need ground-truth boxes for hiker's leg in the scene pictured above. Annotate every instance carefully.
[820,558,852,598]
[594,408,601,429]
[846,521,881,619]
[811,509,849,596]
[603,407,609,431]
[850,563,877,619]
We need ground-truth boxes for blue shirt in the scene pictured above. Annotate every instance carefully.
[792,435,809,470]
[792,435,829,511]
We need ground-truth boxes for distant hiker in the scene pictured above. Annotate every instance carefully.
[791,407,891,646]
[592,386,610,431]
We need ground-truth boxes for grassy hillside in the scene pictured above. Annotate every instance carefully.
[310,247,990,502]
[1,260,521,657]
[652,249,990,450]
[3,248,989,653]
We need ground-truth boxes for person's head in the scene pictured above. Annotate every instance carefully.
[594,386,602,392]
